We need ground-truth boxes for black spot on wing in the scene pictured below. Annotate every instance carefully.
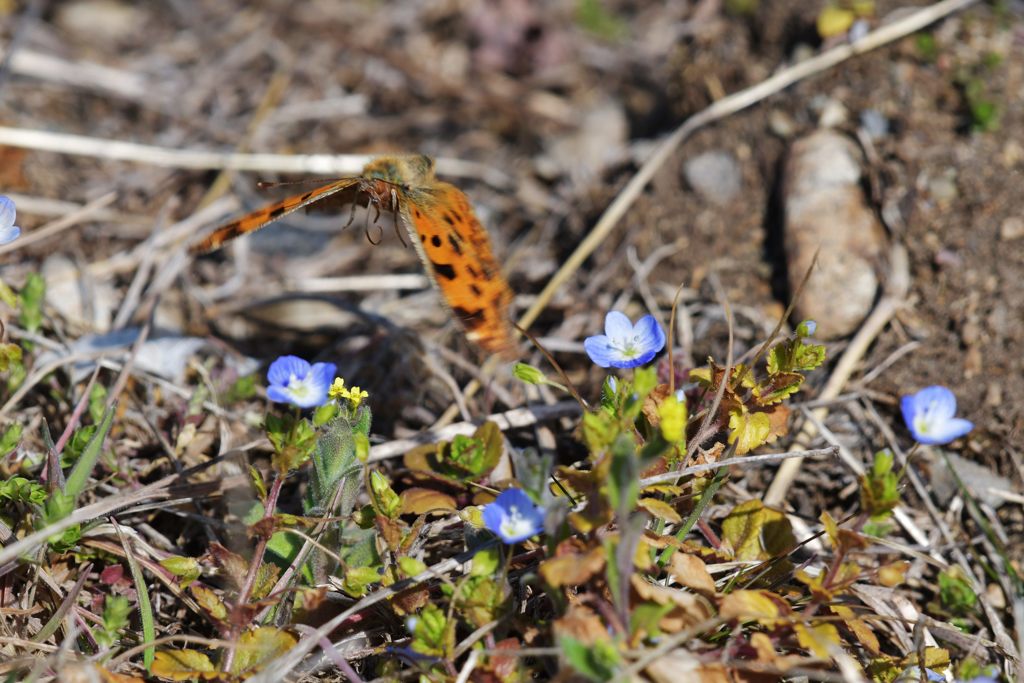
[268,206,286,219]
[470,284,482,297]
[433,262,457,280]
[452,306,485,325]
[431,235,442,248]
[448,234,463,255]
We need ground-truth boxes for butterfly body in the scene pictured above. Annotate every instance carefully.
[192,154,517,358]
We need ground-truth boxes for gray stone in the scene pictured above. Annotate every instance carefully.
[682,150,742,206]
[782,130,887,339]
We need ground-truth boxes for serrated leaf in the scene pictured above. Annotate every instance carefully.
[471,546,501,577]
[398,556,427,578]
[727,408,770,455]
[343,566,380,597]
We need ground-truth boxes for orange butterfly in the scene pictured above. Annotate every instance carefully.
[191,154,517,358]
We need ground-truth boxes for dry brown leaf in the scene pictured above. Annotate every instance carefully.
[551,604,610,645]
[399,487,457,515]
[538,545,605,588]
[668,552,717,597]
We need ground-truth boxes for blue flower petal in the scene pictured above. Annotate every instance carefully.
[633,314,666,354]
[603,310,634,339]
[922,417,974,445]
[266,385,293,404]
[0,224,20,246]
[308,362,338,393]
[0,196,15,228]
[267,355,310,386]
[482,488,544,544]
[583,334,615,368]
[901,385,973,445]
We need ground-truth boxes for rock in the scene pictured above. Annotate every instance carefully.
[924,450,1012,510]
[859,109,889,140]
[999,216,1024,241]
[782,130,887,339]
[55,0,146,45]
[544,97,628,187]
[42,254,114,333]
[682,150,742,206]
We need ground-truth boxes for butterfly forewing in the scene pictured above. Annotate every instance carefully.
[401,182,517,358]
[190,177,363,254]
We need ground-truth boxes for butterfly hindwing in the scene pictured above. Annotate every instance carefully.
[401,182,516,358]
[191,178,363,254]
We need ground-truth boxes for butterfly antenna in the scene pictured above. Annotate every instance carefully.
[256,178,340,190]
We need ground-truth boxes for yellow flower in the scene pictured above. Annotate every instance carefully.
[347,386,369,408]
[327,377,347,401]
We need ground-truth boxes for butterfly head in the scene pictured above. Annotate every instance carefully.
[362,154,436,189]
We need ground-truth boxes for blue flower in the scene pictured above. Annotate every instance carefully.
[584,311,666,369]
[900,385,973,445]
[266,355,336,408]
[481,488,544,544]
[0,196,21,246]
[894,667,945,683]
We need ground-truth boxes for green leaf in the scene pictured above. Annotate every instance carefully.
[720,500,795,561]
[222,374,257,403]
[630,601,673,640]
[0,475,45,505]
[861,449,901,518]
[312,401,339,426]
[938,568,977,616]
[231,627,298,676]
[65,402,116,501]
[87,383,108,426]
[0,342,21,372]
[410,604,453,658]
[369,470,401,519]
[0,423,21,455]
[152,649,216,680]
[96,594,132,647]
[435,421,503,481]
[470,546,501,577]
[159,556,201,588]
[398,556,427,578]
[575,0,626,41]
[512,362,547,385]
[657,393,687,445]
[727,408,771,455]
[18,273,45,334]
[606,434,638,514]
[561,635,620,681]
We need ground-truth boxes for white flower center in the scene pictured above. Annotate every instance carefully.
[286,372,312,400]
[499,505,535,539]
[612,334,642,358]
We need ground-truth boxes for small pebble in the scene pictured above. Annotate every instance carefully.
[682,150,742,206]
[859,109,889,140]
[999,216,1024,241]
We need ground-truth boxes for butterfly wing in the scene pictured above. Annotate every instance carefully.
[191,178,363,254]
[400,182,517,358]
